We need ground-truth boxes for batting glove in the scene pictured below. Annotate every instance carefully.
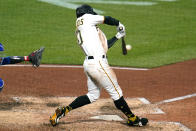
[115,30,126,39]
[117,22,125,32]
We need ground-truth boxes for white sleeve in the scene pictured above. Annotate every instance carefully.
[88,14,105,25]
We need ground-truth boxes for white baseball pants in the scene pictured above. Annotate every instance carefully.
[83,57,123,102]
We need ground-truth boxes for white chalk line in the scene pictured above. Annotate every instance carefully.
[91,115,123,121]
[138,97,165,114]
[138,97,151,104]
[37,0,160,15]
[151,121,191,131]
[38,0,177,15]
[138,94,196,114]
[137,94,195,130]
[156,93,196,105]
[90,116,191,131]
[3,64,149,71]
[158,0,177,2]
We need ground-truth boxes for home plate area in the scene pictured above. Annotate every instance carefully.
[0,96,190,131]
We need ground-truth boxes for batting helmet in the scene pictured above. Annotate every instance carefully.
[76,4,97,18]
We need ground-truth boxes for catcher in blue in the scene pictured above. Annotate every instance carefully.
[50,4,148,127]
[0,43,45,92]
[0,43,44,67]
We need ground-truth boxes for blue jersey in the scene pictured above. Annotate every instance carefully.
[0,57,11,65]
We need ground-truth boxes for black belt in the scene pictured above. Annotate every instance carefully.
[88,55,106,59]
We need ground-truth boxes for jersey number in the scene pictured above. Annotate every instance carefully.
[76,30,83,45]
[76,18,84,27]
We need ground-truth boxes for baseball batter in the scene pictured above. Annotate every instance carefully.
[50,4,148,127]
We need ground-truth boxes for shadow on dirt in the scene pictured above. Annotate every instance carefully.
[46,103,60,107]
[0,101,22,110]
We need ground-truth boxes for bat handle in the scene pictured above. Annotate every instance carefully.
[122,37,127,55]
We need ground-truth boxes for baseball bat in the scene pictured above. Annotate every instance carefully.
[122,37,127,55]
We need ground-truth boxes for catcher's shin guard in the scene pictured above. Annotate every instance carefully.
[127,116,148,127]
[50,106,71,126]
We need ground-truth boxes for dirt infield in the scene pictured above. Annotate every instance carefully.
[0,59,196,130]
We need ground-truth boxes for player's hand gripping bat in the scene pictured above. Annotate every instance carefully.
[119,27,127,55]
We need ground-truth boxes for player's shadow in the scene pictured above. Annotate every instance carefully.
[44,119,126,127]
[43,119,149,130]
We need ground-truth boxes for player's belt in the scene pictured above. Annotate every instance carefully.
[87,55,106,59]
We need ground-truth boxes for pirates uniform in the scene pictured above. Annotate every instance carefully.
[76,14,123,102]
[49,4,148,127]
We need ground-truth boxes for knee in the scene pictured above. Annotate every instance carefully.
[87,91,100,103]
[110,87,123,101]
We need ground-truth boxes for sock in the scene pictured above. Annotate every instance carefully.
[69,95,91,110]
[63,106,72,114]
[114,96,135,118]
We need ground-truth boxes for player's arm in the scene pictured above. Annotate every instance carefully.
[104,16,125,31]
[104,16,119,26]
[94,15,125,48]
[104,16,126,48]
[1,56,29,65]
[107,30,126,49]
[107,37,118,49]
[91,15,124,30]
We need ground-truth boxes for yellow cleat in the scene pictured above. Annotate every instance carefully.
[127,116,148,127]
[50,107,65,126]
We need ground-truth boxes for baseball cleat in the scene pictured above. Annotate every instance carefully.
[127,116,148,127]
[50,106,66,126]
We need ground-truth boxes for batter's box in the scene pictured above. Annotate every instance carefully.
[77,97,164,116]
[17,96,164,115]
[126,97,165,115]
[11,96,164,115]
[0,96,191,131]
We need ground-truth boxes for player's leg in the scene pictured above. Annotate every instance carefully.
[50,95,91,126]
[1,56,29,65]
[50,70,101,126]
[62,78,101,113]
[98,60,148,126]
[70,74,101,109]
[114,96,148,126]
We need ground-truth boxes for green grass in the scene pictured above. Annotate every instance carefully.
[0,0,196,68]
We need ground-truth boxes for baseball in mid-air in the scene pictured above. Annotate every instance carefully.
[126,44,132,50]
